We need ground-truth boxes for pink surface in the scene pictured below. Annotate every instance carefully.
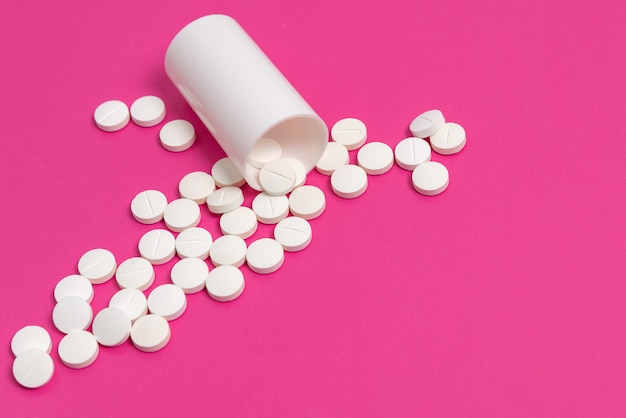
[1,0,625,416]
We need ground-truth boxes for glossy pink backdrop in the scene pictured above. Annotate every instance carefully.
[1,1,625,416]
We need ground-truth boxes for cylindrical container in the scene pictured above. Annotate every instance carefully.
[165,15,328,189]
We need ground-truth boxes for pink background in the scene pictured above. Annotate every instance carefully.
[2,0,625,416]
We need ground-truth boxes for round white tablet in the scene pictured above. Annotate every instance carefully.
[220,206,258,239]
[92,307,132,347]
[178,171,216,204]
[357,142,394,175]
[52,296,93,334]
[259,158,297,196]
[206,265,245,302]
[394,137,431,171]
[130,95,166,127]
[159,119,196,152]
[54,274,94,303]
[331,164,368,199]
[131,314,171,353]
[58,331,99,369]
[429,122,466,155]
[409,109,445,138]
[163,198,201,232]
[147,284,187,321]
[175,227,213,259]
[138,229,176,265]
[212,157,245,188]
[130,189,168,224]
[246,238,285,274]
[206,186,244,214]
[170,257,209,294]
[412,161,449,196]
[77,248,117,284]
[115,257,155,291]
[282,157,307,188]
[12,348,54,389]
[331,117,367,150]
[248,137,282,168]
[94,100,129,132]
[274,216,313,252]
[288,185,326,220]
[209,235,247,267]
[315,142,349,175]
[109,288,148,322]
[11,325,52,356]
[252,192,289,224]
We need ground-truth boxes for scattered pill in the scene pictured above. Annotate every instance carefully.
[357,142,394,175]
[331,164,368,199]
[282,157,307,188]
[94,100,129,132]
[130,95,166,127]
[206,186,244,214]
[130,189,168,224]
[115,257,155,291]
[138,229,176,265]
[315,141,349,175]
[409,109,445,138]
[331,117,367,150]
[178,171,216,204]
[394,137,431,170]
[211,157,245,188]
[252,192,289,224]
[175,227,213,259]
[259,158,297,196]
[109,288,148,322]
[209,235,247,267]
[147,284,187,321]
[206,265,245,302]
[170,258,209,294]
[274,216,313,252]
[159,119,196,152]
[92,307,132,347]
[11,326,52,357]
[288,185,326,220]
[220,206,258,238]
[52,296,93,334]
[248,137,282,168]
[58,330,99,369]
[54,274,94,303]
[246,238,285,274]
[130,314,171,353]
[163,198,201,232]
[77,248,117,284]
[411,161,449,196]
[429,122,466,155]
[12,348,54,388]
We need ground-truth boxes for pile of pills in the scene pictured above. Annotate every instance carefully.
[10,99,466,388]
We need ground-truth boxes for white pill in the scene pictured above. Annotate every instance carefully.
[394,137,431,171]
[109,288,148,322]
[331,117,367,150]
[58,330,99,369]
[209,235,247,267]
[357,142,394,175]
[77,248,117,284]
[220,206,258,239]
[115,257,155,291]
[282,157,307,188]
[12,348,54,389]
[274,216,313,252]
[163,198,201,232]
[94,100,129,132]
[52,296,93,334]
[429,122,466,155]
[175,227,213,259]
[92,307,132,347]
[54,274,94,303]
[178,171,216,204]
[409,109,445,138]
[315,141,349,175]
[147,284,187,321]
[11,325,52,357]
[246,238,284,274]
[331,164,368,199]
[159,119,196,152]
[252,192,289,224]
[211,157,245,188]
[130,189,168,224]
[206,265,245,302]
[206,186,244,214]
[138,229,176,265]
[130,95,166,127]
[412,161,449,196]
[248,137,282,168]
[131,314,171,353]
[259,158,297,196]
[288,185,326,220]
[170,257,209,294]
